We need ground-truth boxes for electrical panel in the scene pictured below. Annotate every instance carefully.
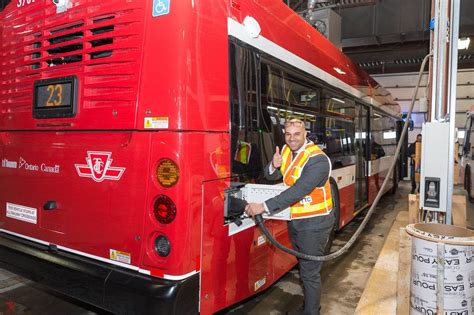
[242,184,290,220]
[420,122,449,212]
[225,183,290,236]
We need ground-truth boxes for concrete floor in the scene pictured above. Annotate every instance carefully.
[0,181,472,314]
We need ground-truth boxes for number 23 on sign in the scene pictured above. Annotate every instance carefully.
[46,84,63,107]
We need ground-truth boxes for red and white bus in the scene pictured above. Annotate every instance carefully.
[0,0,402,313]
[460,111,474,202]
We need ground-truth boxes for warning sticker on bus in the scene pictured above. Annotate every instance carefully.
[109,249,131,264]
[144,117,169,129]
[254,277,266,291]
[6,203,37,224]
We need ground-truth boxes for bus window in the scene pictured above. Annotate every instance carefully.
[371,112,396,158]
[229,42,266,182]
[307,116,326,148]
[322,90,355,118]
[322,118,355,168]
[463,115,472,156]
[321,89,355,119]
[260,61,357,169]
[262,63,320,111]
[469,122,474,159]
[261,62,320,155]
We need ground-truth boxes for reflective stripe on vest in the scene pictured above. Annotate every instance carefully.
[280,143,332,219]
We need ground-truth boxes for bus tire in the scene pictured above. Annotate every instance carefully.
[325,178,340,254]
[465,166,474,203]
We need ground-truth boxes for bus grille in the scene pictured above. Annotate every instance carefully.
[0,0,144,113]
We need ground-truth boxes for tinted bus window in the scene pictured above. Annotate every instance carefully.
[371,112,396,158]
[263,63,321,110]
[322,90,355,118]
[229,43,267,182]
[260,61,356,168]
[463,116,472,156]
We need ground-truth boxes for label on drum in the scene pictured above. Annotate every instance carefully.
[410,236,474,314]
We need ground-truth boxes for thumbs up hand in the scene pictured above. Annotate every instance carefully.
[272,146,282,169]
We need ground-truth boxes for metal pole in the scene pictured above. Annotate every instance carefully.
[425,0,459,222]
[430,0,439,122]
[445,0,460,224]
[431,0,450,121]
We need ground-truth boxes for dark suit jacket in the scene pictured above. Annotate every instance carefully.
[408,142,415,156]
[264,154,331,215]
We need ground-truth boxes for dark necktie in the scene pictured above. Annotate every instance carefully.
[292,151,297,160]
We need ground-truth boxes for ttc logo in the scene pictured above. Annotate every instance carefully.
[75,151,125,183]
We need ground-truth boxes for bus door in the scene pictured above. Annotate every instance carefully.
[354,104,369,209]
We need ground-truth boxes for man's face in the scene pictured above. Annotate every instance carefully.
[284,120,307,151]
[417,135,422,142]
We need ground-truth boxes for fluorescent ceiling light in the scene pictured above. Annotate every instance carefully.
[458,37,470,50]
[331,97,345,104]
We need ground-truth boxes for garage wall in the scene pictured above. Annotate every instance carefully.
[373,69,474,143]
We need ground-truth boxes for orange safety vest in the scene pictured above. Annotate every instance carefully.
[280,143,333,219]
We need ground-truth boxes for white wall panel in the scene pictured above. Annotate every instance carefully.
[373,69,474,142]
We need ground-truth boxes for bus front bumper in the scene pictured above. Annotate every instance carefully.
[0,232,199,314]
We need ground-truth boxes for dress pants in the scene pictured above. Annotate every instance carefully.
[288,213,335,315]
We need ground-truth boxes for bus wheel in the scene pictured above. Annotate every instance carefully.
[325,178,340,254]
[466,167,474,203]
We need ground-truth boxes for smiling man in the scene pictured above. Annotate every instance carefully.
[245,118,334,315]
